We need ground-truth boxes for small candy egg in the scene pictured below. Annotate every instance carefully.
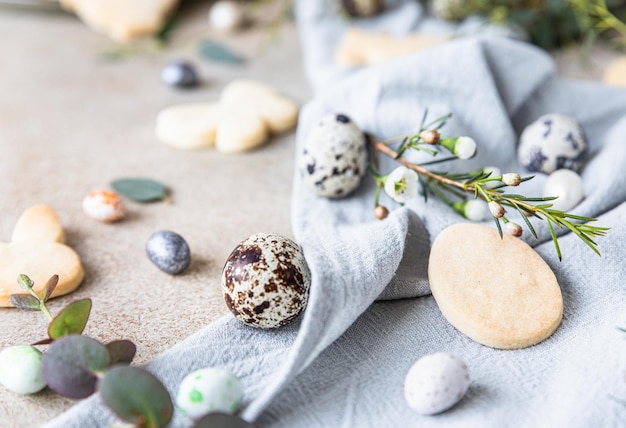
[340,0,383,17]
[208,1,246,32]
[176,367,244,420]
[0,345,47,395]
[404,352,470,415]
[222,232,311,329]
[518,113,588,174]
[161,61,199,88]
[298,113,368,199]
[543,169,585,212]
[146,230,191,275]
[82,190,126,222]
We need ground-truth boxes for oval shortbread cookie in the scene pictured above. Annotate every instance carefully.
[604,56,626,87]
[428,223,562,350]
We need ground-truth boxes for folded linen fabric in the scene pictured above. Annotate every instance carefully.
[46,1,626,427]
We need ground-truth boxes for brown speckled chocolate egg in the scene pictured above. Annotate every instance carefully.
[221,233,311,329]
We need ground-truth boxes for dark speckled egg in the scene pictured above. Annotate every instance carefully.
[146,230,191,275]
[298,113,368,199]
[518,113,588,174]
[221,233,311,329]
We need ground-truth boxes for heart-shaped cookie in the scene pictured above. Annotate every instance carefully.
[60,0,179,41]
[0,205,84,307]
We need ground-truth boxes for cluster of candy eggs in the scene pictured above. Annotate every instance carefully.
[518,113,588,211]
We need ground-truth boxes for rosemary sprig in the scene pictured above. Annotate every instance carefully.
[369,118,609,260]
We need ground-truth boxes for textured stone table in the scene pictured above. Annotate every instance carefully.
[0,3,617,426]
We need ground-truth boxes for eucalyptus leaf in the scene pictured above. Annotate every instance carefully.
[10,294,40,310]
[42,335,110,399]
[42,274,59,302]
[197,40,244,64]
[48,299,92,339]
[106,340,137,365]
[17,274,33,290]
[111,178,168,203]
[98,366,173,427]
[31,337,53,346]
[193,413,256,428]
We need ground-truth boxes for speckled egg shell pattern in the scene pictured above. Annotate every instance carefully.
[82,191,126,222]
[222,233,311,329]
[176,367,243,419]
[146,230,191,275]
[299,113,367,198]
[517,113,588,174]
[404,352,470,415]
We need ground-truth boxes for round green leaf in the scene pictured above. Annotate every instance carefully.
[98,366,173,427]
[105,340,137,365]
[48,298,92,339]
[42,274,59,302]
[42,335,110,399]
[111,178,168,202]
[10,294,40,310]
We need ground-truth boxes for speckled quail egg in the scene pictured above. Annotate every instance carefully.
[176,367,243,420]
[146,230,191,275]
[404,352,470,415]
[340,0,383,17]
[0,345,47,394]
[543,169,585,211]
[518,113,588,174]
[298,113,368,199]
[161,61,199,88]
[221,233,311,329]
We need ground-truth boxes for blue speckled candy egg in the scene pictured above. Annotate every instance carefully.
[161,62,199,88]
[146,230,191,274]
[298,113,368,198]
[518,113,588,174]
[176,367,244,420]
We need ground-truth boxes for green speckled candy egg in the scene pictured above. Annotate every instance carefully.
[0,345,47,394]
[176,367,244,420]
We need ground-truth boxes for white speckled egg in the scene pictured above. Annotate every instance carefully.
[298,113,368,199]
[518,113,588,174]
[221,233,311,329]
[176,367,243,420]
[543,169,585,212]
[82,190,126,222]
[0,345,47,395]
[404,352,470,415]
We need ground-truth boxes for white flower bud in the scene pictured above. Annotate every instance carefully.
[483,166,501,189]
[506,222,523,237]
[453,200,486,221]
[488,201,505,218]
[502,173,521,186]
[440,136,477,159]
[384,166,418,204]
[454,136,477,159]
[419,129,440,145]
